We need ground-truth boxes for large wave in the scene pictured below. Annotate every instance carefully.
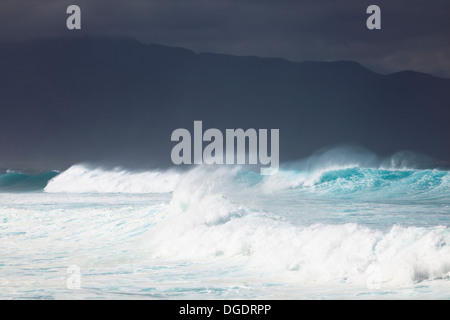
[131,165,450,288]
[0,170,59,192]
[1,162,445,199]
[259,147,450,198]
[42,163,449,202]
[262,167,449,200]
[44,164,181,193]
[40,152,450,287]
[2,148,450,293]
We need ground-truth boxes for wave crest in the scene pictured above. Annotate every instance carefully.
[0,170,58,192]
[44,165,180,193]
[138,166,450,287]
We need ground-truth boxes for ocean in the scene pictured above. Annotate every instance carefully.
[1,149,449,299]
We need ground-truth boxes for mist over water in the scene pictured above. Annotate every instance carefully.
[1,147,450,299]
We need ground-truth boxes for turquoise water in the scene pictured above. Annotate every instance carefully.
[0,170,59,192]
[0,161,449,299]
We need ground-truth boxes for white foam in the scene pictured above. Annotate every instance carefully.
[259,146,434,193]
[2,164,450,298]
[39,162,450,289]
[260,164,359,193]
[137,166,450,287]
[44,164,181,193]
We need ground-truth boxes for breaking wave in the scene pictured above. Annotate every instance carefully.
[42,162,449,202]
[138,166,450,287]
[44,165,181,193]
[0,170,59,192]
[2,147,450,296]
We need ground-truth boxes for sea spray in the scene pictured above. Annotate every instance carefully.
[44,164,181,193]
[2,149,448,298]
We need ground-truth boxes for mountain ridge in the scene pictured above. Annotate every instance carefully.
[11,36,448,79]
[0,36,448,169]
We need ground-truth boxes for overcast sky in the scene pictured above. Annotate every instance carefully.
[0,0,449,77]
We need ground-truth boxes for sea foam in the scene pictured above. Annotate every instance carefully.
[44,164,181,193]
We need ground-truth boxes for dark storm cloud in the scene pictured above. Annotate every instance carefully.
[0,0,448,76]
